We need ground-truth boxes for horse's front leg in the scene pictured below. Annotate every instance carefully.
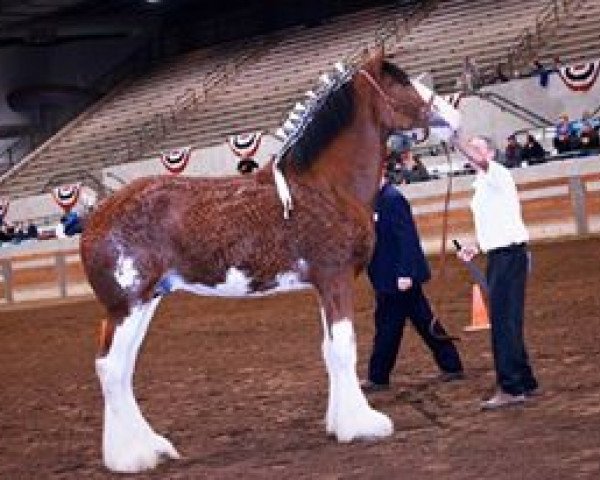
[317,272,393,442]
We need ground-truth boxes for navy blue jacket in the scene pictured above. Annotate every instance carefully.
[368,182,431,293]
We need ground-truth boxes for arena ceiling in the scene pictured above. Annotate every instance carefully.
[0,0,406,48]
[0,0,174,47]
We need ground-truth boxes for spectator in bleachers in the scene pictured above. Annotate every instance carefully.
[577,111,600,150]
[531,59,550,88]
[553,113,576,153]
[398,151,430,184]
[503,134,523,168]
[461,55,482,92]
[494,63,509,83]
[4,223,15,244]
[237,157,259,175]
[26,222,39,240]
[0,223,11,244]
[0,197,8,226]
[12,222,26,243]
[61,211,83,236]
[553,56,563,71]
[521,134,546,164]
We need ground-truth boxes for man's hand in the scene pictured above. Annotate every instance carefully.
[457,243,479,262]
[397,277,413,291]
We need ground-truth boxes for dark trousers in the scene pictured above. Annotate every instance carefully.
[368,284,463,385]
[487,244,538,395]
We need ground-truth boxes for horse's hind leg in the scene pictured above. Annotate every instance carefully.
[318,272,393,442]
[96,297,180,473]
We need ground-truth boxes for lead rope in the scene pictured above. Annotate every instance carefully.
[429,141,460,342]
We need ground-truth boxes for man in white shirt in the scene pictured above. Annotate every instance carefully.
[453,135,538,410]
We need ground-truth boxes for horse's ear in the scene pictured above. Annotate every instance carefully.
[364,44,385,74]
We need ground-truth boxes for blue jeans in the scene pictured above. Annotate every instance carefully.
[487,244,538,395]
[368,284,463,385]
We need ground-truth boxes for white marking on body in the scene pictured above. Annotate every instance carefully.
[115,255,140,290]
[96,299,179,473]
[166,264,312,298]
[326,319,393,442]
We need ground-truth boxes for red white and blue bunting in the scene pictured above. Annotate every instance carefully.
[160,146,191,174]
[228,132,262,159]
[52,183,81,212]
[558,60,600,92]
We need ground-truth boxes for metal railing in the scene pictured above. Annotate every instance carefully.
[0,137,32,176]
[477,91,554,128]
[506,0,578,74]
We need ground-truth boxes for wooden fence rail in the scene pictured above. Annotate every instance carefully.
[1,161,600,306]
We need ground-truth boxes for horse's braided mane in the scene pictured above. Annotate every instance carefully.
[276,60,410,172]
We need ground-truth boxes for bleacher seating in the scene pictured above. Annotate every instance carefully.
[536,0,600,66]
[0,0,584,200]
[388,0,553,91]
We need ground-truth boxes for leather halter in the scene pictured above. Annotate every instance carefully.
[358,68,431,140]
[357,69,397,114]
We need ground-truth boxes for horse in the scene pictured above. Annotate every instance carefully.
[81,46,433,473]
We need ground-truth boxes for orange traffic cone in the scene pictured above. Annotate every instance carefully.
[464,284,490,331]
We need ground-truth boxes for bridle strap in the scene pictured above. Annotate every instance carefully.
[358,68,396,114]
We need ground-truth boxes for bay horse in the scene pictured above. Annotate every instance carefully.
[81,46,432,473]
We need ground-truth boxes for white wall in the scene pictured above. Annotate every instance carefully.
[460,70,600,146]
[103,134,283,189]
[3,186,97,225]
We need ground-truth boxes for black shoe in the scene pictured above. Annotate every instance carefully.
[438,370,465,382]
[360,380,390,393]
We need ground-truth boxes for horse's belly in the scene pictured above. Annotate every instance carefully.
[159,266,312,298]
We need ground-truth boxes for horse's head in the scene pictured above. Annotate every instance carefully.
[356,46,431,139]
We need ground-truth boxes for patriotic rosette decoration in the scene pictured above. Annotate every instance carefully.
[228,132,262,159]
[52,183,81,212]
[160,146,192,174]
[558,60,600,92]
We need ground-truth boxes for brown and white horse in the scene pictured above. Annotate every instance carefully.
[81,47,432,473]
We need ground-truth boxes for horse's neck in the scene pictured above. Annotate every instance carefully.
[309,113,384,207]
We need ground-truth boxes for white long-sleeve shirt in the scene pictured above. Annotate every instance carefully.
[471,160,529,252]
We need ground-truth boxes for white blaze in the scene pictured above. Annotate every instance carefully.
[410,78,461,131]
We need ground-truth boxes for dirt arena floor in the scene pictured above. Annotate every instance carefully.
[1,237,600,479]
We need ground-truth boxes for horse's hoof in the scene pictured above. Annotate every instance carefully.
[104,434,180,473]
[335,408,393,443]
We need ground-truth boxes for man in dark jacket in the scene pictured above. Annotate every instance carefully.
[521,134,546,164]
[362,172,463,392]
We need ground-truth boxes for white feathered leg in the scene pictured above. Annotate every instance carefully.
[320,307,337,435]
[327,319,393,442]
[96,297,180,473]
